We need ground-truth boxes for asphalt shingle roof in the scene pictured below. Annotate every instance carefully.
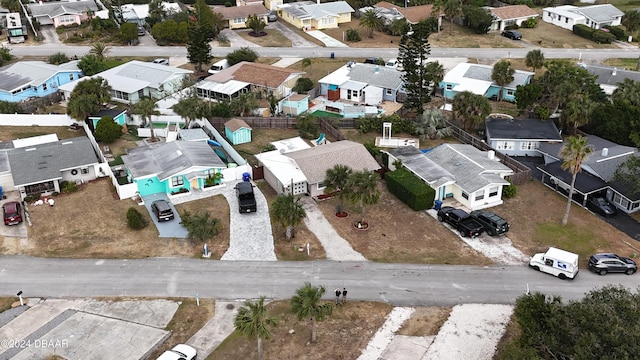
[574,4,623,23]
[0,61,81,91]
[463,64,533,90]
[490,5,538,20]
[213,4,269,19]
[7,137,98,186]
[348,64,403,90]
[582,64,640,86]
[27,0,99,18]
[485,117,562,141]
[225,118,251,132]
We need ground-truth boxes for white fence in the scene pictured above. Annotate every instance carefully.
[0,114,77,126]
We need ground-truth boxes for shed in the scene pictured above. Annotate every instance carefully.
[224,118,252,145]
[279,93,310,116]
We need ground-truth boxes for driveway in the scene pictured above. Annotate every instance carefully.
[267,21,319,48]
[39,25,62,45]
[142,193,189,238]
[306,30,349,47]
[220,29,261,48]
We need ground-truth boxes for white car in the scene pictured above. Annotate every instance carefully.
[385,58,398,68]
[157,344,197,360]
[152,58,169,66]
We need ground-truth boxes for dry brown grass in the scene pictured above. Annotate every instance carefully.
[236,29,292,47]
[0,126,86,142]
[210,300,394,360]
[288,58,353,84]
[397,307,452,336]
[324,18,402,48]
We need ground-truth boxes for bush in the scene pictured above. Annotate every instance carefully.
[295,113,319,139]
[60,181,78,193]
[591,30,616,44]
[293,77,314,93]
[226,47,258,66]
[126,207,148,230]
[385,168,434,211]
[572,24,594,39]
[504,24,520,30]
[503,181,517,198]
[603,25,626,41]
[346,28,361,42]
[48,52,69,65]
[520,18,537,29]
[95,116,123,143]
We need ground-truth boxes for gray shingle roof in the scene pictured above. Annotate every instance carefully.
[573,4,623,23]
[7,137,98,186]
[389,146,454,188]
[348,64,403,90]
[285,140,380,184]
[122,140,225,180]
[485,117,562,141]
[463,64,533,90]
[27,1,99,18]
[582,64,640,86]
[0,61,81,91]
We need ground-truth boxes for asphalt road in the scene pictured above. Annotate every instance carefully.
[1,257,635,305]
[9,43,640,62]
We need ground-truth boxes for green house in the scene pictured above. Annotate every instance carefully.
[224,118,252,145]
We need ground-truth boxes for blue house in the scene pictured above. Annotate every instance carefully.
[440,63,534,102]
[224,118,252,145]
[0,61,83,102]
[121,140,226,197]
[88,108,128,130]
[279,93,309,116]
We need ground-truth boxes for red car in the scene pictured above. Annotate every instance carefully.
[3,201,23,226]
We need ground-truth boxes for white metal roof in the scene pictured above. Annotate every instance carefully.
[255,150,307,185]
[270,136,311,153]
[341,80,367,91]
[196,79,250,95]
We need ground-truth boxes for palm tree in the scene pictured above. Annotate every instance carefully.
[343,170,380,228]
[432,0,444,40]
[270,194,306,240]
[561,93,594,135]
[324,164,352,215]
[359,9,384,38]
[425,61,445,95]
[525,49,545,72]
[415,108,452,140]
[444,0,462,35]
[491,60,515,102]
[133,97,160,140]
[1,0,21,12]
[452,91,491,131]
[290,282,333,344]
[89,42,110,61]
[622,10,640,42]
[559,135,594,226]
[67,93,100,122]
[172,96,203,129]
[180,211,222,243]
[234,296,277,360]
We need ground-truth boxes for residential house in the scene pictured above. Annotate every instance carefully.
[579,63,640,96]
[319,63,405,105]
[278,1,354,30]
[255,139,380,197]
[369,2,434,25]
[279,93,310,116]
[58,60,193,104]
[485,115,563,157]
[27,0,101,27]
[0,61,83,103]
[542,4,624,31]
[4,13,26,43]
[7,136,103,200]
[121,140,226,197]
[119,2,182,26]
[488,5,538,31]
[440,62,534,102]
[225,118,252,145]
[264,0,282,11]
[386,144,514,210]
[213,4,269,29]
[537,134,639,214]
[197,61,304,100]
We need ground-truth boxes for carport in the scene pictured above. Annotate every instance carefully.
[537,161,608,208]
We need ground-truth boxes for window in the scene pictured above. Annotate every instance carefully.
[489,186,498,197]
[475,192,484,201]
[320,17,334,25]
[506,89,514,96]
[204,169,216,177]
[565,18,568,23]
[69,74,75,81]
[25,181,55,196]
[81,168,89,174]
[446,84,453,90]
[233,17,246,24]
[171,176,184,187]
[386,89,393,96]
[138,89,144,98]
[461,192,469,200]
[59,15,76,24]
[42,83,48,91]
[317,181,325,190]
[519,141,539,151]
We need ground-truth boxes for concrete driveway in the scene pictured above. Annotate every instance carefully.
[0,192,28,239]
[306,30,348,47]
[220,29,261,48]
[267,21,319,48]
[142,194,189,238]
[39,25,62,45]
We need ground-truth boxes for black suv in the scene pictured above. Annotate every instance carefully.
[469,210,509,236]
[151,200,175,221]
[501,30,522,40]
[588,253,637,275]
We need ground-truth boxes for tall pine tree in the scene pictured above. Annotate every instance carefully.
[398,20,433,115]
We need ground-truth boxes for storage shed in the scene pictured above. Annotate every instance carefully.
[224,118,252,145]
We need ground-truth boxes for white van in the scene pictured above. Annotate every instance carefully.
[529,247,579,279]
[208,59,229,74]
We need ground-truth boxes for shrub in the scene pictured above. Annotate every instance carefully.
[520,18,537,28]
[48,52,69,65]
[346,28,361,42]
[503,181,518,198]
[293,77,314,93]
[603,25,626,41]
[295,113,319,139]
[126,207,148,230]
[572,24,594,39]
[504,24,520,30]
[591,30,616,44]
[60,181,78,193]
[385,168,434,211]
[95,116,123,143]
[226,47,258,65]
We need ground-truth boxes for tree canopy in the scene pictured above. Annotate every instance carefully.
[559,135,593,225]
[227,47,259,66]
[290,282,333,344]
[398,20,437,115]
[452,91,491,131]
[492,60,515,102]
[66,77,112,121]
[359,9,384,38]
[94,116,122,143]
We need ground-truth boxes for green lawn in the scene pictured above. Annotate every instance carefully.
[312,110,342,118]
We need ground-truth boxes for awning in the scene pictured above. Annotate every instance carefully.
[329,84,339,90]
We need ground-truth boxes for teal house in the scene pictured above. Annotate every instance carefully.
[121,140,226,197]
[279,93,309,116]
[440,62,534,102]
[88,109,128,129]
[224,118,252,145]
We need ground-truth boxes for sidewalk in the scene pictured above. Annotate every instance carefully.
[306,30,349,47]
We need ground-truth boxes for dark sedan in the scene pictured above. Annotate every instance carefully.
[586,197,617,217]
[501,30,522,40]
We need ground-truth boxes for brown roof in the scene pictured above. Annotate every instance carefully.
[225,118,252,132]
[286,94,309,102]
[286,140,381,183]
[213,4,269,20]
[375,1,433,24]
[207,61,303,89]
[490,5,538,20]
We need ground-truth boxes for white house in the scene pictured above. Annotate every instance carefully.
[542,4,624,30]
[386,144,514,210]
[58,61,193,104]
[488,5,539,31]
[579,63,640,96]
[119,2,182,25]
[319,63,405,105]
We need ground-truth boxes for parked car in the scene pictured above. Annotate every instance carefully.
[364,57,380,65]
[385,58,398,69]
[151,200,175,222]
[436,206,484,238]
[469,210,509,236]
[529,247,579,279]
[268,12,277,22]
[2,201,23,226]
[501,30,522,40]
[586,196,617,217]
[138,26,145,36]
[588,253,637,275]
[236,182,257,213]
[152,58,169,65]
[157,344,197,360]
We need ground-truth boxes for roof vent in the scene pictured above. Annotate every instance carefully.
[612,68,617,76]
[601,148,608,157]
[375,65,379,74]
[487,150,495,160]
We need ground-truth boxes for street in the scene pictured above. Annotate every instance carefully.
[0,256,634,304]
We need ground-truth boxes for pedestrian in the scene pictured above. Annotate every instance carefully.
[342,287,348,304]
[335,288,341,305]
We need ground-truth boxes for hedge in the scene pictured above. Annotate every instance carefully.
[603,25,627,41]
[385,168,435,211]
[573,24,616,44]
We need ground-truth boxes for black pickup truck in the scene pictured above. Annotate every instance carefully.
[437,206,485,238]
